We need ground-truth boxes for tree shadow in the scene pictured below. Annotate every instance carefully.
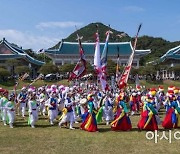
[35,124,52,128]
[38,117,48,120]
[98,127,111,132]
[15,121,28,124]
[14,124,30,128]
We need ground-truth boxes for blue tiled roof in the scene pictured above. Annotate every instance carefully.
[45,41,151,56]
[160,45,180,62]
[0,54,23,60]
[25,54,45,65]
[0,38,44,65]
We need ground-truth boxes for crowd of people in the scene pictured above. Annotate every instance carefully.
[0,83,180,132]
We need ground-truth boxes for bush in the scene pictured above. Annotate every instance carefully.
[15,66,30,75]
[39,63,59,75]
[146,79,163,84]
[0,67,10,81]
[59,64,76,73]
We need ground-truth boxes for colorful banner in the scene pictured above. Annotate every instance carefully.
[118,24,142,89]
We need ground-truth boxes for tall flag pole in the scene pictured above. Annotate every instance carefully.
[69,30,87,80]
[100,27,112,91]
[118,24,142,89]
[115,46,120,83]
[93,25,102,87]
[94,25,101,71]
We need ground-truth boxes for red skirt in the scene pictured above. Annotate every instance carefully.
[111,109,132,131]
[137,110,158,131]
[80,113,98,132]
[162,108,177,129]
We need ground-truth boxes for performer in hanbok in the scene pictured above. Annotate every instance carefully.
[6,93,16,128]
[129,92,138,115]
[73,92,80,123]
[137,91,142,112]
[174,87,180,107]
[111,94,132,131]
[80,94,98,132]
[46,90,58,125]
[28,92,38,128]
[157,86,165,107]
[58,92,75,129]
[96,95,113,125]
[17,87,28,117]
[38,87,46,116]
[0,90,9,125]
[162,92,180,129]
[149,88,161,124]
[137,94,158,131]
[79,98,88,121]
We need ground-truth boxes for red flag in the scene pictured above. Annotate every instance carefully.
[118,24,142,89]
[69,34,86,80]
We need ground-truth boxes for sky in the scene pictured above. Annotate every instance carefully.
[0,0,179,50]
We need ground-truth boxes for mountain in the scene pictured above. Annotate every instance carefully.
[50,22,180,64]
[64,22,131,42]
[49,22,131,50]
[136,36,180,64]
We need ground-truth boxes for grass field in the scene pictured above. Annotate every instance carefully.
[0,110,180,154]
[0,79,180,154]
[0,79,179,91]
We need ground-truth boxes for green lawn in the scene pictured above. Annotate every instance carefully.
[140,80,180,89]
[0,111,180,154]
[0,79,179,91]
[0,79,180,153]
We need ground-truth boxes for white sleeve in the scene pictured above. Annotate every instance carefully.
[64,99,73,107]
[64,99,68,106]
[28,101,32,113]
[5,101,9,110]
[17,94,21,101]
[163,99,168,106]
[0,98,2,107]
[47,98,53,107]
[44,98,49,106]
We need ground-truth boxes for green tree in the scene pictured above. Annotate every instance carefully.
[0,67,10,81]
[107,60,116,76]
[86,62,93,74]
[169,65,180,75]
[25,49,51,63]
[5,59,21,76]
[130,67,139,75]
[15,66,30,75]
[39,63,59,75]
[59,64,76,73]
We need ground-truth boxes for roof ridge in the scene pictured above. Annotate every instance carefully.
[62,41,131,45]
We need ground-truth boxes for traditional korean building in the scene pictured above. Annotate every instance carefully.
[155,45,180,79]
[0,38,44,77]
[45,41,151,68]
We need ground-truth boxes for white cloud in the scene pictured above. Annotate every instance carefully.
[0,29,60,50]
[123,6,145,12]
[36,21,83,30]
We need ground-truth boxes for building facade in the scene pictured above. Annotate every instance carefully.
[0,38,44,78]
[154,45,180,80]
[45,41,151,68]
